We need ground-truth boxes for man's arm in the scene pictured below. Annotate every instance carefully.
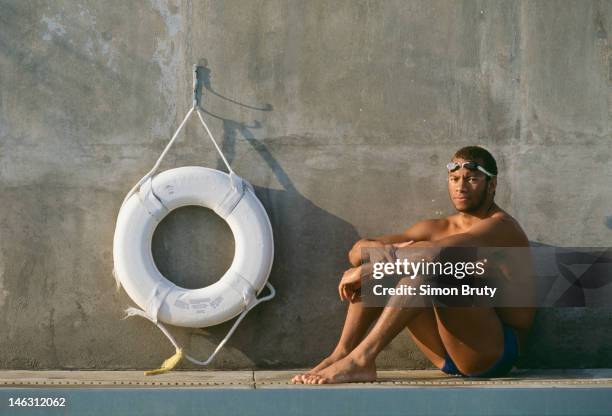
[408,216,526,251]
[373,219,440,244]
[348,220,440,266]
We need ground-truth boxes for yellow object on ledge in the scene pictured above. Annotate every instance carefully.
[144,348,183,376]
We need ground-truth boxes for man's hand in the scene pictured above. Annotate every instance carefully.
[338,266,364,303]
[341,241,416,303]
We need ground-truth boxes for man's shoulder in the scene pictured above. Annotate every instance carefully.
[481,210,529,244]
[489,210,523,229]
[404,218,449,240]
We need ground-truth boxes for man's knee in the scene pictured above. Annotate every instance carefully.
[348,239,370,266]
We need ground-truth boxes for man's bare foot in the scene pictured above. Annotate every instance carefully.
[291,350,349,384]
[303,353,376,384]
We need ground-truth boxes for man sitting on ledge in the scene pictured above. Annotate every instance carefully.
[292,146,535,384]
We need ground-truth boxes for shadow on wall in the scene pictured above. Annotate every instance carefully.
[151,62,361,369]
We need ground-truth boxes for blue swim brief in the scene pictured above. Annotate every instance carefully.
[441,324,519,378]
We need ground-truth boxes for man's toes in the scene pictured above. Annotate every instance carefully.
[304,375,316,384]
[295,373,313,382]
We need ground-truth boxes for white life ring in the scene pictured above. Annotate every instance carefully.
[113,166,274,328]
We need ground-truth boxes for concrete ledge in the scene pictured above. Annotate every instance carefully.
[2,372,612,416]
[0,370,254,388]
[1,369,612,389]
[2,385,612,416]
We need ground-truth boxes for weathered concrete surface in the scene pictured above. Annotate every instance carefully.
[2,369,612,388]
[0,0,610,369]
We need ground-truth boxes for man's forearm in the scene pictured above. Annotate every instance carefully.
[349,232,419,267]
[349,238,395,266]
[368,233,413,244]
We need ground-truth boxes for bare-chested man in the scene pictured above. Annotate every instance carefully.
[292,146,536,384]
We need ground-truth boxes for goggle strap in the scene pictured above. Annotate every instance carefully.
[447,162,496,177]
[476,166,495,177]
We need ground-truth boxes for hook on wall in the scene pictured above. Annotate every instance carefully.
[192,64,200,108]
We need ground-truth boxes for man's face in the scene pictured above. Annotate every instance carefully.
[447,158,492,212]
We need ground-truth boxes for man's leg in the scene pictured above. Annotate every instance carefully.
[304,304,505,383]
[303,305,424,383]
[291,299,383,383]
[295,306,446,383]
[403,307,505,376]
[405,307,448,370]
[433,306,504,376]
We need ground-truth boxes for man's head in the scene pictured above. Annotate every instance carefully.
[447,146,498,213]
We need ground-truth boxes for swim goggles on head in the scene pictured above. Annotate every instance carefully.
[446,161,496,177]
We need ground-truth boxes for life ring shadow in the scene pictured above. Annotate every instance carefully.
[201,117,359,368]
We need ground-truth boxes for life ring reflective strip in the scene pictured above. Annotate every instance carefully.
[113,166,274,328]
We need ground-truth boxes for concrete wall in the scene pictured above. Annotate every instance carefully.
[0,0,610,370]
